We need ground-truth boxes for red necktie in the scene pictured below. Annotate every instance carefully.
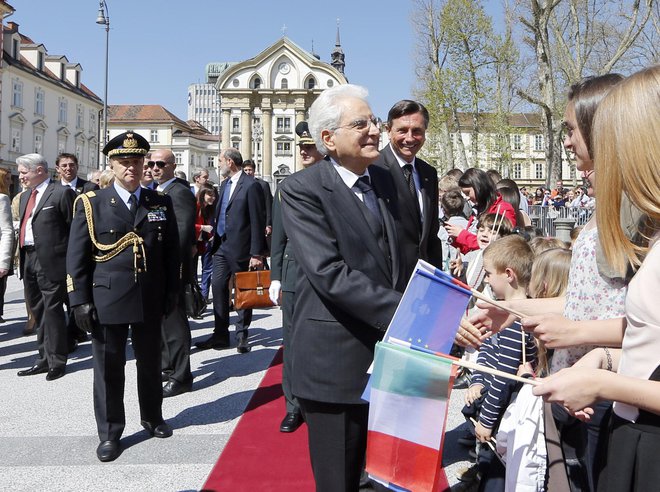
[19,188,38,247]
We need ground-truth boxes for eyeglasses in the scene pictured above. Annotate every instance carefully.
[147,161,169,169]
[336,116,382,133]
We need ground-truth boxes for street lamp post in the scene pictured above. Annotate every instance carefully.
[96,1,109,167]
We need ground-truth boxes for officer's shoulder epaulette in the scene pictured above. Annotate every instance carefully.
[85,191,97,198]
[157,191,165,196]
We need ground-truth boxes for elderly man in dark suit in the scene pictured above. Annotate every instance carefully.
[374,100,443,280]
[195,148,266,354]
[16,153,76,381]
[67,131,180,462]
[280,84,405,491]
[149,148,197,398]
[55,152,99,349]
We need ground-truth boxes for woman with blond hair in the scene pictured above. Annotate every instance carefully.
[533,65,660,491]
[0,168,15,322]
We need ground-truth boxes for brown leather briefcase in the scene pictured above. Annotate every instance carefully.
[232,270,273,310]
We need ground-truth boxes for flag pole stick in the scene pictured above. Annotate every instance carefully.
[469,288,527,319]
[447,356,539,386]
[386,337,538,386]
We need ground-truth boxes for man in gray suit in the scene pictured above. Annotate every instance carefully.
[374,100,443,281]
[280,84,405,491]
[16,153,76,381]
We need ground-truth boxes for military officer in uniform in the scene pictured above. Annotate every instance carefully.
[66,131,180,462]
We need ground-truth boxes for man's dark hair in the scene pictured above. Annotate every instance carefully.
[242,159,255,170]
[386,100,429,128]
[223,148,243,168]
[56,153,78,166]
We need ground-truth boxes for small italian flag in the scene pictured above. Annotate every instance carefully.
[366,342,455,491]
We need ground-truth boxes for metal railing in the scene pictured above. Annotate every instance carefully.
[528,204,594,237]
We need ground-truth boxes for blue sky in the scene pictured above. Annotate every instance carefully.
[10,1,502,121]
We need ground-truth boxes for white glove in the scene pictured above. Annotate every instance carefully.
[269,280,282,305]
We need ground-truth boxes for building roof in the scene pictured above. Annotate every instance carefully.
[109,104,190,127]
[2,24,102,105]
[453,112,543,131]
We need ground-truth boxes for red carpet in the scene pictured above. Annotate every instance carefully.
[201,348,315,491]
[201,348,450,491]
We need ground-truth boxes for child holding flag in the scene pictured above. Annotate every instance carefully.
[464,235,536,487]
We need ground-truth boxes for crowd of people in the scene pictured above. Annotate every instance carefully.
[2,63,657,491]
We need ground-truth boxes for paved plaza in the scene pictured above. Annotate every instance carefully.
[0,273,474,491]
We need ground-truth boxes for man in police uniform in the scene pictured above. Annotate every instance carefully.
[66,131,180,462]
[269,121,323,433]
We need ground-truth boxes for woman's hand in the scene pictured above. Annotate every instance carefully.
[533,367,608,417]
[468,300,517,335]
[521,314,578,348]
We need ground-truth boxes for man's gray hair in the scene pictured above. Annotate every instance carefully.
[16,153,48,171]
[309,84,369,155]
[223,148,243,168]
[192,167,209,180]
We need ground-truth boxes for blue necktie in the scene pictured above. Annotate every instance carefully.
[216,180,232,237]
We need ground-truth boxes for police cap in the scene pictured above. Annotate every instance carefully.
[295,121,315,146]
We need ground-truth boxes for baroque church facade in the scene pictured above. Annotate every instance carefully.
[194,34,347,185]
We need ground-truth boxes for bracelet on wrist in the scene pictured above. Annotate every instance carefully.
[603,347,613,371]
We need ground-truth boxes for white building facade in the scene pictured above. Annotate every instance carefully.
[108,105,220,183]
[1,22,102,181]
[215,37,347,184]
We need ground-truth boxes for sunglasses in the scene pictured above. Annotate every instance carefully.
[147,161,169,169]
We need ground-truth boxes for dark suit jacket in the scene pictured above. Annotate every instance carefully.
[374,144,443,281]
[280,160,405,405]
[211,172,266,263]
[255,178,273,227]
[270,188,297,292]
[66,187,180,325]
[70,177,99,195]
[161,177,196,283]
[19,180,76,282]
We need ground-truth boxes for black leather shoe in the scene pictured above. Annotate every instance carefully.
[163,379,192,398]
[161,372,170,383]
[141,420,173,438]
[17,364,48,377]
[46,367,66,381]
[195,335,230,350]
[97,440,121,462]
[279,412,303,433]
[236,336,251,354]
